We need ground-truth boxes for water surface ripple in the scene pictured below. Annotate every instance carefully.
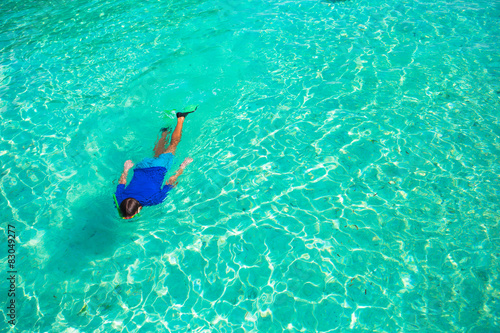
[0,0,499,331]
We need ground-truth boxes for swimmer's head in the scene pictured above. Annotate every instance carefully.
[120,198,142,219]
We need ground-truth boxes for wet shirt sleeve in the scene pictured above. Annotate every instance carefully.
[115,184,126,205]
[156,184,174,204]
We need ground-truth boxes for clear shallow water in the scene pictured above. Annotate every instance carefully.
[1,0,499,331]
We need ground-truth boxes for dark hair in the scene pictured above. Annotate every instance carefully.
[120,198,141,218]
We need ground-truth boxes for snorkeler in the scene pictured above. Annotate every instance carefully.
[114,107,196,219]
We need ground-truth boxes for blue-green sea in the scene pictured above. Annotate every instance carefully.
[1,0,499,331]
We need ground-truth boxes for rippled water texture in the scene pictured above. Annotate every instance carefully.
[1,0,499,331]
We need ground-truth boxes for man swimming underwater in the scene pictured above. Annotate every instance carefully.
[115,107,196,219]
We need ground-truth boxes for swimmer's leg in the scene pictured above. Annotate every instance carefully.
[164,114,188,155]
[154,127,172,158]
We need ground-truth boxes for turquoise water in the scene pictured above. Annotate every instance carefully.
[1,0,499,331]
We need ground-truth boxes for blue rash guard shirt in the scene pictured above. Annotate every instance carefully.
[115,166,173,206]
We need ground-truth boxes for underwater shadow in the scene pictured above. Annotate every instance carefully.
[42,193,139,279]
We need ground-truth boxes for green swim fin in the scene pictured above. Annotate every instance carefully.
[184,104,199,113]
[176,104,198,118]
[162,109,177,123]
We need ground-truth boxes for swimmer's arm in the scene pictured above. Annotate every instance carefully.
[119,160,134,185]
[167,157,193,187]
[167,169,183,187]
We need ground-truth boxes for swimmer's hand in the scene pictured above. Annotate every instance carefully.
[124,160,134,171]
[119,160,134,185]
[167,157,193,187]
[180,157,193,169]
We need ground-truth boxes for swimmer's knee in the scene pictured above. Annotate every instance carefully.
[165,142,178,154]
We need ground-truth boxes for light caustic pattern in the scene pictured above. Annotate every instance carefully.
[0,0,499,332]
